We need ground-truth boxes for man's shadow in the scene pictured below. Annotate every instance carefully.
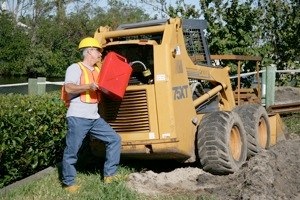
[56,135,198,184]
[56,136,105,183]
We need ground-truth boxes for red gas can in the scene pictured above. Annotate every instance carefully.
[98,52,132,100]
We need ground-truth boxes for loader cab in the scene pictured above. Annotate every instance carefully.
[99,18,212,85]
[182,19,212,66]
[102,43,155,85]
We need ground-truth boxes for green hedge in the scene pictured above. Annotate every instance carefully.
[0,91,67,188]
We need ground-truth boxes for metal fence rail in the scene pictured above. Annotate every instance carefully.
[0,78,63,95]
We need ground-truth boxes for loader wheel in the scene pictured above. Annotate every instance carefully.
[234,104,270,158]
[197,111,247,175]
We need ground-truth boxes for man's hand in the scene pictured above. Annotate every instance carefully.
[89,83,99,91]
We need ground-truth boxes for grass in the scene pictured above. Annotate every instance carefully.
[282,113,300,136]
[0,164,202,200]
[0,166,141,200]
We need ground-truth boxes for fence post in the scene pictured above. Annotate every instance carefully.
[28,77,46,95]
[261,67,266,105]
[28,78,38,95]
[37,77,46,95]
[265,64,276,108]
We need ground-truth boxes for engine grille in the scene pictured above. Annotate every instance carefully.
[101,89,150,133]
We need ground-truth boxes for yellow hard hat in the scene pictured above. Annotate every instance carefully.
[78,37,102,49]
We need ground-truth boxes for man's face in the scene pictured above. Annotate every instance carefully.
[88,48,102,64]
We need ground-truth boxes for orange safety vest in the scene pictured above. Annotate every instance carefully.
[61,62,100,107]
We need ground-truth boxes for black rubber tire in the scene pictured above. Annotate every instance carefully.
[197,111,247,175]
[234,104,271,158]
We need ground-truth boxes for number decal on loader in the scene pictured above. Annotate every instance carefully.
[173,85,188,100]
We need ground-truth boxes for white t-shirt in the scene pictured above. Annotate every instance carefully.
[64,63,100,119]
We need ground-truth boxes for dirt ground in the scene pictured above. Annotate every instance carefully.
[275,86,300,105]
[126,87,300,199]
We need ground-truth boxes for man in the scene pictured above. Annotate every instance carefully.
[61,37,121,192]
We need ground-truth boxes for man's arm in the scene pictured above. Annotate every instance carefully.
[65,82,99,94]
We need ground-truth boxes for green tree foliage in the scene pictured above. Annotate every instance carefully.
[167,0,200,18]
[140,0,200,19]
[199,0,262,79]
[0,13,31,76]
[257,0,300,70]
[0,0,150,78]
[200,0,300,70]
[91,0,150,30]
[200,0,262,55]
[0,0,298,81]
[199,0,299,86]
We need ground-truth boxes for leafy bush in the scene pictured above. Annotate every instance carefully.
[0,91,67,188]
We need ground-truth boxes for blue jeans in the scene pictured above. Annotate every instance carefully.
[62,116,121,186]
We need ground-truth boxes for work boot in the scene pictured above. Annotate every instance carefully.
[63,184,80,193]
[103,174,128,184]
